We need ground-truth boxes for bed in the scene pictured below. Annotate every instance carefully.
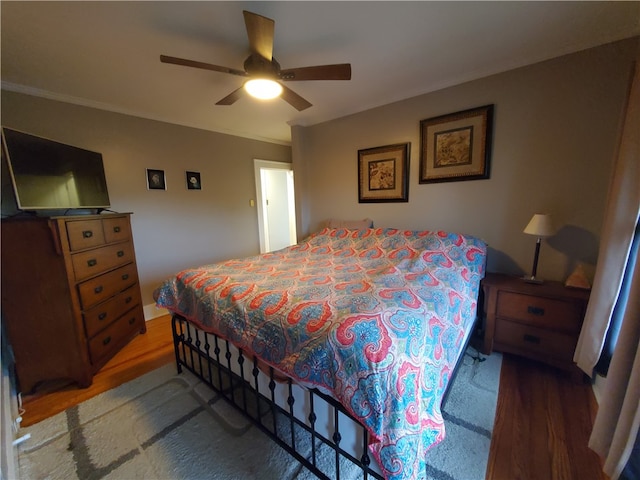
[154,226,487,480]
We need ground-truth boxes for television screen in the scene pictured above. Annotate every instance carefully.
[1,128,110,211]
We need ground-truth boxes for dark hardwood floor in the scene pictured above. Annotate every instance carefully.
[20,314,175,427]
[486,353,607,480]
[20,315,607,480]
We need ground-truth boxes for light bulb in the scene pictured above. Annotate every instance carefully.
[244,79,283,100]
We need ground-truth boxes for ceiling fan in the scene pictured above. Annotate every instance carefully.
[160,10,352,111]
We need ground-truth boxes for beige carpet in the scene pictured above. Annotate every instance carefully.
[17,347,501,480]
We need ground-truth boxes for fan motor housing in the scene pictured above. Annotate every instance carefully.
[244,54,280,78]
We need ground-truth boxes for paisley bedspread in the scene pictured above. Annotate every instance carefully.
[154,227,487,480]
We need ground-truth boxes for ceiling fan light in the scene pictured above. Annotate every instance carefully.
[244,79,282,100]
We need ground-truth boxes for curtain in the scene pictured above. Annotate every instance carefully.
[595,221,640,376]
[573,57,640,479]
[590,256,640,479]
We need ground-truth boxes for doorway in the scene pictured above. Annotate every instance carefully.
[254,160,297,253]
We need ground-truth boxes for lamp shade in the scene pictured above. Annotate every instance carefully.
[523,214,556,237]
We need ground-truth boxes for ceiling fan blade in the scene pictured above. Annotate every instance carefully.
[280,64,352,81]
[215,87,246,106]
[280,84,312,111]
[243,10,274,60]
[160,55,247,77]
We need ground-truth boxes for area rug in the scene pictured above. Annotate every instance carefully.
[17,347,501,480]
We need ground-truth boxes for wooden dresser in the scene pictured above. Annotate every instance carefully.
[480,272,590,379]
[1,213,146,393]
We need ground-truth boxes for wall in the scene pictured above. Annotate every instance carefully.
[1,38,637,307]
[1,92,292,306]
[293,38,639,283]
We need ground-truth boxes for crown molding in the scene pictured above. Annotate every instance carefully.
[1,81,291,146]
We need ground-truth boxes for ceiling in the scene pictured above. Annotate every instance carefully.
[2,2,639,145]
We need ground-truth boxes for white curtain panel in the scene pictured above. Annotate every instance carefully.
[589,261,640,479]
[574,59,640,376]
[574,56,640,479]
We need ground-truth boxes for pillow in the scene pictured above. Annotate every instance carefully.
[326,218,373,229]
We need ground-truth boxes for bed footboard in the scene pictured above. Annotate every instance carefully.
[171,314,385,480]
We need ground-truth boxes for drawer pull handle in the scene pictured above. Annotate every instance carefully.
[102,336,111,346]
[527,306,545,316]
[117,250,125,257]
[114,226,121,233]
[94,285,103,294]
[98,312,107,321]
[523,334,541,344]
[125,296,132,304]
[82,230,93,239]
[122,273,129,281]
[128,317,136,325]
[87,259,97,267]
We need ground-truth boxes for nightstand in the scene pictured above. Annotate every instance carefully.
[480,272,590,380]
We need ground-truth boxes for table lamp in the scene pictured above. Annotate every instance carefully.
[523,213,556,283]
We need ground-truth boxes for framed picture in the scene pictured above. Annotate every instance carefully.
[419,104,493,184]
[358,143,410,203]
[146,168,166,190]
[186,171,201,190]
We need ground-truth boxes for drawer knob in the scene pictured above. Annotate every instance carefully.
[98,312,107,321]
[128,317,136,325]
[87,259,97,267]
[82,230,93,239]
[125,296,132,304]
[527,306,545,316]
[523,334,541,344]
[114,226,121,233]
[122,273,129,281]
[117,250,125,258]
[94,285,103,294]
[102,336,111,346]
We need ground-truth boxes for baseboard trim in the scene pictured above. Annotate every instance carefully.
[143,303,169,321]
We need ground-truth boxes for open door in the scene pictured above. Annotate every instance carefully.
[254,160,297,253]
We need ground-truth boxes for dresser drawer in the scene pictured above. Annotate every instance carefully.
[78,263,138,309]
[496,291,583,333]
[88,308,144,365]
[66,219,106,251]
[71,242,135,281]
[495,319,577,362]
[103,217,131,244]
[83,286,141,338]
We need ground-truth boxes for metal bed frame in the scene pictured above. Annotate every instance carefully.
[171,313,477,480]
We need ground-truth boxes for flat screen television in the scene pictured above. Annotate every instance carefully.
[1,127,111,212]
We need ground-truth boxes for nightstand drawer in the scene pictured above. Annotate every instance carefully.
[496,291,583,333]
[495,320,577,362]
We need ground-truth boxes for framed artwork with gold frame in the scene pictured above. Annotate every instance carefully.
[358,143,410,203]
[419,104,493,184]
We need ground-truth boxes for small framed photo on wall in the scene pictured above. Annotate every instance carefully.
[146,169,166,190]
[186,171,201,190]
